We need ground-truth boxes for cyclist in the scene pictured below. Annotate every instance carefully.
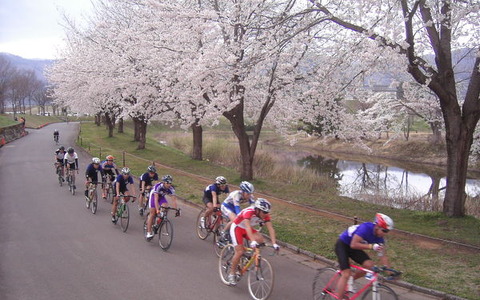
[145,175,180,240]
[53,129,59,143]
[63,147,79,187]
[227,198,279,286]
[334,213,393,298]
[101,155,119,199]
[138,165,159,216]
[54,146,66,180]
[84,157,104,198]
[220,181,255,238]
[111,167,136,223]
[201,176,230,227]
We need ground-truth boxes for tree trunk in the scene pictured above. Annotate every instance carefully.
[137,120,147,150]
[133,118,141,141]
[105,113,115,138]
[224,103,254,180]
[442,119,472,217]
[117,118,124,133]
[429,122,442,144]
[95,113,101,126]
[191,120,203,160]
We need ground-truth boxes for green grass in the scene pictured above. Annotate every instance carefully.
[78,121,480,299]
[0,114,19,127]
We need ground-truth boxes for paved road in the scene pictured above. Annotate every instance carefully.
[0,122,440,300]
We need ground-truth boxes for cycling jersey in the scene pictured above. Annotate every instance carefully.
[101,160,118,172]
[233,206,271,229]
[222,190,254,215]
[64,152,78,169]
[339,222,384,246]
[114,174,134,194]
[85,163,104,182]
[139,172,159,188]
[203,183,230,202]
[55,150,66,162]
[148,182,175,208]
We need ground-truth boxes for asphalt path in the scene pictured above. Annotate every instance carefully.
[0,122,441,300]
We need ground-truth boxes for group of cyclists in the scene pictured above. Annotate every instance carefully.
[53,133,395,299]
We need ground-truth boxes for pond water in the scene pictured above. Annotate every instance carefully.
[296,153,480,217]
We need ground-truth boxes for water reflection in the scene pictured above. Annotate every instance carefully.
[299,155,480,217]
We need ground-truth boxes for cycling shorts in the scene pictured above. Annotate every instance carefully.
[66,163,77,170]
[230,223,258,247]
[221,203,236,217]
[335,239,370,270]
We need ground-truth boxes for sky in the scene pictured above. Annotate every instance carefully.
[0,0,94,60]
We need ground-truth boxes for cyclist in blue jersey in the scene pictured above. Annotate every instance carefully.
[220,181,255,238]
[335,213,393,298]
[145,175,180,240]
[84,157,104,197]
[138,165,159,216]
[201,176,230,227]
[101,155,119,199]
[111,167,136,223]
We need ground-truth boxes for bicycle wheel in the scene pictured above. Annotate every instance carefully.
[213,223,226,257]
[247,257,274,300]
[91,190,98,214]
[313,268,339,300]
[120,203,129,232]
[196,208,209,240]
[158,218,174,250]
[58,174,63,186]
[218,244,235,285]
[361,284,398,300]
[70,177,76,195]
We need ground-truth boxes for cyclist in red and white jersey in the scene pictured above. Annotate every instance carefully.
[227,198,279,286]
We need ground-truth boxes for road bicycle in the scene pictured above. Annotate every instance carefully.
[312,264,401,300]
[55,163,64,186]
[54,134,59,145]
[85,182,99,214]
[65,168,76,195]
[112,195,136,232]
[196,206,226,239]
[219,243,276,300]
[138,187,152,217]
[102,176,115,204]
[143,206,181,251]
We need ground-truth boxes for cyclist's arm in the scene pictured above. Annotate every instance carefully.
[350,234,373,251]
[115,181,120,196]
[264,221,277,245]
[170,194,178,210]
[140,180,146,193]
[75,158,79,171]
[212,191,218,207]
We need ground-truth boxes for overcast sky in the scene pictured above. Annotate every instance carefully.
[0,0,94,60]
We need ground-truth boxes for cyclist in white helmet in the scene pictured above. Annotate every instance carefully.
[335,213,394,297]
[111,167,136,223]
[220,181,255,239]
[201,176,230,227]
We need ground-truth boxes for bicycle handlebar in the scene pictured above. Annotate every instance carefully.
[372,266,402,280]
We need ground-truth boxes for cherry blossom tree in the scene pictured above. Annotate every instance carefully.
[303,0,480,216]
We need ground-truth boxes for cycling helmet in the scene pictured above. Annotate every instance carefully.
[254,198,271,213]
[147,165,157,173]
[239,181,254,193]
[162,175,173,184]
[375,213,394,230]
[216,176,227,185]
[121,167,131,175]
[67,147,74,154]
[106,155,115,160]
[54,129,58,132]
[59,146,65,150]
[92,157,101,164]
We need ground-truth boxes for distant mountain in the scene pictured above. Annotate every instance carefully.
[0,53,56,83]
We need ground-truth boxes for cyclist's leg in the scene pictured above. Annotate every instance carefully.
[334,239,356,298]
[228,224,246,283]
[146,195,156,237]
[204,197,214,220]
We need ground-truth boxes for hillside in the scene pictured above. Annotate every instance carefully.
[0,52,55,82]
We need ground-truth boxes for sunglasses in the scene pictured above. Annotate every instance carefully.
[381,229,390,233]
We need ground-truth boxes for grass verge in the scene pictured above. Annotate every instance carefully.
[78,121,480,299]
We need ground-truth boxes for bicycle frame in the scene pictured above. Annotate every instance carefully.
[321,265,385,300]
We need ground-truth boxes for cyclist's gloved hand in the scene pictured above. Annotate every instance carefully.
[250,241,259,248]
[175,209,181,217]
[372,243,383,252]
[273,243,280,251]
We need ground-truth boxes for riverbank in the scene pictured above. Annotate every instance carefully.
[77,122,480,299]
